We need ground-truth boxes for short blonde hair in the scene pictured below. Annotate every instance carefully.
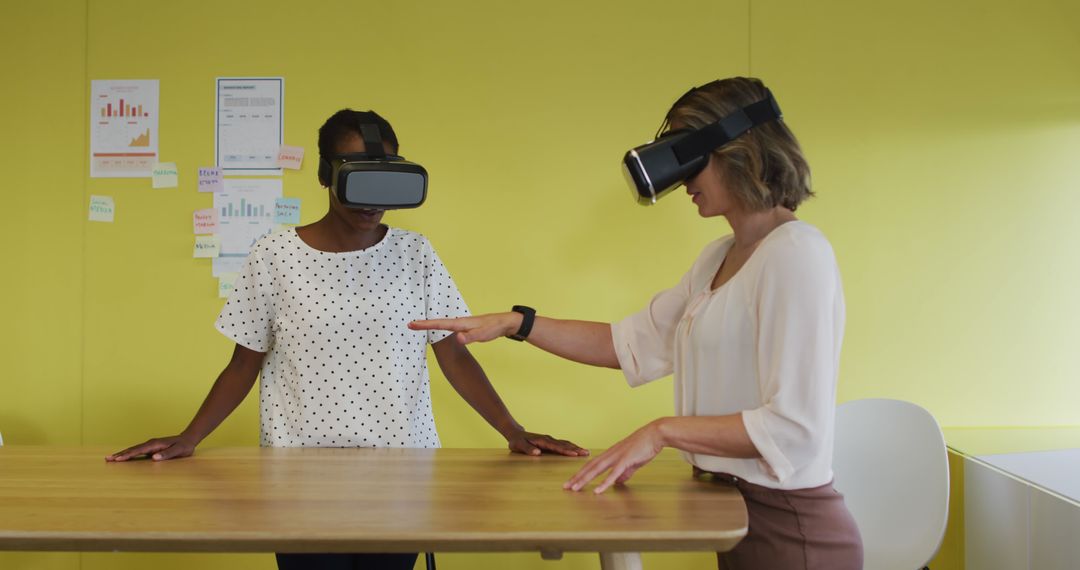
[665,77,812,211]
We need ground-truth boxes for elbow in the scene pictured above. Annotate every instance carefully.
[743,407,825,483]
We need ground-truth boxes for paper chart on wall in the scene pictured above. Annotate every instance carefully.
[212,255,247,277]
[215,77,284,176]
[90,80,159,178]
[213,178,283,259]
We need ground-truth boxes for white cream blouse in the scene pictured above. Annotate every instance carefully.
[611,221,845,490]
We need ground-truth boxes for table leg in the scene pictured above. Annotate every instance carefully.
[598,552,643,570]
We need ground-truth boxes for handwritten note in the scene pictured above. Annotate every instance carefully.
[197,167,224,192]
[193,208,219,234]
[88,195,115,222]
[194,235,221,258]
[276,145,305,170]
[218,272,239,298]
[274,197,301,224]
[152,162,179,188]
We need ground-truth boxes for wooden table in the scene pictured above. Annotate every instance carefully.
[0,447,746,568]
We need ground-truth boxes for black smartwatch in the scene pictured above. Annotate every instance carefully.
[507,305,536,341]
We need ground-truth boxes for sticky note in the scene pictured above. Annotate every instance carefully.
[276,145,305,170]
[89,195,115,222]
[198,167,224,192]
[152,162,179,188]
[218,272,239,298]
[274,197,301,224]
[194,235,221,258]
[193,208,219,234]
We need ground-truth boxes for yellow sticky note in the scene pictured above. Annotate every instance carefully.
[152,162,179,188]
[88,195,115,222]
[194,235,221,258]
[276,145,305,170]
[218,272,239,298]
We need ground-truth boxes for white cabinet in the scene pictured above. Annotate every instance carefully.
[964,453,1080,570]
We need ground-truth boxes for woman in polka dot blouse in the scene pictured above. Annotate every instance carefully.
[106,109,586,570]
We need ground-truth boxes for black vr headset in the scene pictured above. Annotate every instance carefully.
[318,124,428,209]
[622,86,783,205]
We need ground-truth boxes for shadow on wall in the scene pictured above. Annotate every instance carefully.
[0,414,56,445]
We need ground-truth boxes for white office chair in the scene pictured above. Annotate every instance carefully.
[833,399,949,570]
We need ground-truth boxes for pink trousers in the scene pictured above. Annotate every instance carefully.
[695,468,864,570]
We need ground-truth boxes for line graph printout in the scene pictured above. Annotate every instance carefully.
[90,80,159,177]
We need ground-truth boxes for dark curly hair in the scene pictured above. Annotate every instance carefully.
[317,109,399,186]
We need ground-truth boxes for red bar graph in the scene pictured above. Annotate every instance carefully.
[98,99,151,118]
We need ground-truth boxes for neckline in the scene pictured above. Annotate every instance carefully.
[291,225,394,255]
[708,220,802,293]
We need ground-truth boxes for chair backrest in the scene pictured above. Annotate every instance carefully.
[833,399,949,570]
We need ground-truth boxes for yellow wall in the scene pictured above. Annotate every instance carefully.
[1,0,1078,569]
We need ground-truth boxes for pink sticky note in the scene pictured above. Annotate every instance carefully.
[193,208,219,234]
[277,145,305,170]
[198,167,224,192]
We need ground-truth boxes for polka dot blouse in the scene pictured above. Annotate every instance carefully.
[215,227,470,449]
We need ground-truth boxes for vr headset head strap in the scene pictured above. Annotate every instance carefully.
[359,124,386,158]
[671,89,782,165]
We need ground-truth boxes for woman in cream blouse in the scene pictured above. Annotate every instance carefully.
[410,77,862,569]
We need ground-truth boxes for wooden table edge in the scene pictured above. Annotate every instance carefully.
[0,526,748,553]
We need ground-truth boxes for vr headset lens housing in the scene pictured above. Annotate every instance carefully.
[622,129,707,206]
[622,87,783,205]
[321,123,428,210]
[331,156,428,209]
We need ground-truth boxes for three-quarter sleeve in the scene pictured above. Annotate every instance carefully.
[611,267,694,387]
[215,249,275,353]
[421,239,471,345]
[741,237,844,485]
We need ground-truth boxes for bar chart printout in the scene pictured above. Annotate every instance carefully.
[213,178,282,258]
[90,80,159,178]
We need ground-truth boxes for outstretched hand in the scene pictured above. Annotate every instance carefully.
[409,312,521,345]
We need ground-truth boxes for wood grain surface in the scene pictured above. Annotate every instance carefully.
[0,446,746,554]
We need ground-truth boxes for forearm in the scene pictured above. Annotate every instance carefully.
[181,352,261,443]
[435,342,521,438]
[654,414,761,459]
[410,311,620,368]
[524,316,620,369]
